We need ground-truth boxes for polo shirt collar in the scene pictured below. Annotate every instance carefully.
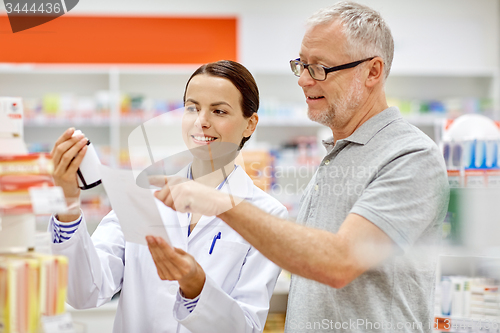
[322,107,402,150]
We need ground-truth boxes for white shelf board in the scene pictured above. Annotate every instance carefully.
[25,119,112,127]
[2,63,496,78]
[22,115,446,128]
[258,117,320,127]
[23,116,325,128]
[403,114,447,127]
[0,63,200,75]
[0,63,111,74]
[390,68,498,78]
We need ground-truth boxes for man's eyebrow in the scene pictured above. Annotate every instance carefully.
[298,54,330,64]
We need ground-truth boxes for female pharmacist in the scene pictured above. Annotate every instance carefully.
[48,60,287,333]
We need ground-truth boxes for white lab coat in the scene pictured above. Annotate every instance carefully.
[50,165,287,333]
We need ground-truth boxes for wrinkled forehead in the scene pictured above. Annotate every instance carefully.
[300,21,349,63]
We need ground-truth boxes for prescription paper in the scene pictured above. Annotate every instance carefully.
[98,164,170,245]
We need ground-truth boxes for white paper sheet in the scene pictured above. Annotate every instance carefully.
[98,164,170,245]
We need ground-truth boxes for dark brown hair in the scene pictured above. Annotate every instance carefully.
[183,60,259,150]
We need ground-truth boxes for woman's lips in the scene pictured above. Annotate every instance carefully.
[191,135,218,145]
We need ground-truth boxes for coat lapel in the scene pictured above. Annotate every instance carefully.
[187,165,254,241]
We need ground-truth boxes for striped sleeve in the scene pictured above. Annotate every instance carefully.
[180,291,200,314]
[51,214,83,244]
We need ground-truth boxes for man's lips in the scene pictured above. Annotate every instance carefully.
[307,95,325,100]
[306,95,325,104]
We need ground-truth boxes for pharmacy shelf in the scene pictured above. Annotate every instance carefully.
[0,63,198,75]
[23,116,322,127]
[22,115,446,129]
[25,118,111,127]
[1,63,497,76]
[390,68,498,77]
[4,62,499,166]
[435,186,500,333]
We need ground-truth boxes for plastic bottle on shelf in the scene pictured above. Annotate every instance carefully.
[441,276,452,316]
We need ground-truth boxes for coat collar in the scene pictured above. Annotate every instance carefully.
[172,164,254,241]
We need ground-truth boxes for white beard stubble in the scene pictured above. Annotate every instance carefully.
[307,70,364,128]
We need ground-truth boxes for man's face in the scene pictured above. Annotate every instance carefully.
[298,21,365,129]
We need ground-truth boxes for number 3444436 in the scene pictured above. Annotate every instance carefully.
[5,2,63,14]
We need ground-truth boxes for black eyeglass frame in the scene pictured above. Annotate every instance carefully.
[290,56,376,81]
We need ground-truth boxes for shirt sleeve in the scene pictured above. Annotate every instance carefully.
[350,143,449,253]
[175,290,201,320]
[51,212,83,243]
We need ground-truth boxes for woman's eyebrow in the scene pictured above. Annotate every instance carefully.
[185,99,231,107]
[185,98,199,104]
[211,101,231,108]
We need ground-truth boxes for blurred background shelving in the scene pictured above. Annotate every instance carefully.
[2,0,500,332]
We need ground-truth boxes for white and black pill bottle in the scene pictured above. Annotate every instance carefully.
[72,130,102,190]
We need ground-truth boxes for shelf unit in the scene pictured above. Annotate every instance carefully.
[2,61,499,221]
[3,63,497,144]
[433,185,500,333]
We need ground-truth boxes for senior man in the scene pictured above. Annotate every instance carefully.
[153,2,449,332]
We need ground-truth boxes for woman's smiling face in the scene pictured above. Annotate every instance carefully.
[182,74,257,159]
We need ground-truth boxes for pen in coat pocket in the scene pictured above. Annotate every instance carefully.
[209,232,221,255]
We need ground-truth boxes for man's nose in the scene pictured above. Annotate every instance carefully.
[298,68,316,87]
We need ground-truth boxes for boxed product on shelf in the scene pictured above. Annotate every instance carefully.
[28,253,69,317]
[387,97,493,118]
[0,153,56,215]
[470,284,500,319]
[447,168,500,189]
[0,253,69,333]
[442,114,500,190]
[258,99,310,124]
[439,276,500,320]
[120,94,145,120]
[0,153,52,175]
[120,94,185,124]
[24,92,111,125]
[0,174,55,215]
[0,97,24,139]
[241,150,274,192]
[0,256,40,333]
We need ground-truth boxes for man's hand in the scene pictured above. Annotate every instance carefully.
[146,236,206,299]
[151,176,239,216]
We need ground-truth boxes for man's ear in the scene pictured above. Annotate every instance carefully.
[243,113,259,138]
[365,57,385,88]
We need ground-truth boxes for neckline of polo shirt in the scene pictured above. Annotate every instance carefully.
[343,106,403,145]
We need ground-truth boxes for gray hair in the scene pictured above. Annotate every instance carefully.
[307,1,394,79]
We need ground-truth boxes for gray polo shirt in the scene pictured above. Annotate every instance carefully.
[285,107,449,333]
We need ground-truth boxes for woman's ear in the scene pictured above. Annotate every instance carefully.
[365,57,385,88]
[242,113,259,138]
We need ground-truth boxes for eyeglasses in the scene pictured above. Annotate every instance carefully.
[290,57,376,81]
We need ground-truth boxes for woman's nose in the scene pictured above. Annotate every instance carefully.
[194,110,210,129]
